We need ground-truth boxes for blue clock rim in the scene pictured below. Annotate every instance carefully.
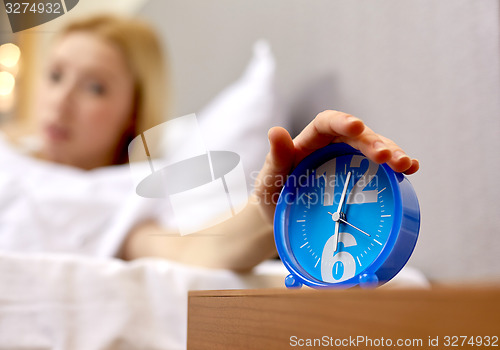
[273,142,417,288]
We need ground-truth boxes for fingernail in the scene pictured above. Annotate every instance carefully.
[393,150,407,160]
[373,141,387,151]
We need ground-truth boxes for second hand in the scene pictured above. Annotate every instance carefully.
[328,212,371,237]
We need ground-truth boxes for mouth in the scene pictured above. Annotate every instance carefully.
[44,123,70,142]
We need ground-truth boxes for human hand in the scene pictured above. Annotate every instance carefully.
[253,110,420,223]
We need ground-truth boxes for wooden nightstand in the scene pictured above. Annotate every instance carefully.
[188,286,500,349]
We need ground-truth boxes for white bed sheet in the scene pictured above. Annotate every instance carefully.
[0,251,429,350]
[0,252,283,350]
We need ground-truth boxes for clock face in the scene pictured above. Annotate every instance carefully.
[286,154,395,284]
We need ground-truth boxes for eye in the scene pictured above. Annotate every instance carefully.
[87,82,106,96]
[49,69,62,83]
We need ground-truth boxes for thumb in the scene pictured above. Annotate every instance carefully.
[254,127,295,223]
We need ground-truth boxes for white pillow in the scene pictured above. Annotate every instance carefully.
[136,40,287,233]
[163,39,287,192]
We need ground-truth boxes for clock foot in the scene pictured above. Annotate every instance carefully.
[358,273,379,289]
[285,274,303,289]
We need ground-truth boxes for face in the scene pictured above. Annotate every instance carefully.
[36,31,135,170]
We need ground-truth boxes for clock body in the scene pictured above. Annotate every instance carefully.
[273,143,420,288]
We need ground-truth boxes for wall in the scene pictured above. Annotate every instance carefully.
[140,0,500,282]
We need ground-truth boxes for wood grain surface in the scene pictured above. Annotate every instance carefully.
[188,286,500,349]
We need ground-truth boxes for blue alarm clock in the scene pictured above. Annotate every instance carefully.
[274,143,420,289]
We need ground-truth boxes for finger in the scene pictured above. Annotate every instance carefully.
[293,110,365,164]
[377,135,414,173]
[335,125,392,164]
[254,127,295,222]
[256,127,295,195]
[267,126,295,174]
[403,159,420,175]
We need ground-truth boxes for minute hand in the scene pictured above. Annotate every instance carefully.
[332,171,351,252]
[336,171,352,214]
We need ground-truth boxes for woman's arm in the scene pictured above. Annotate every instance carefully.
[120,195,275,272]
[121,110,419,270]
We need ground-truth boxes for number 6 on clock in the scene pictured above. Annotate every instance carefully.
[274,143,420,289]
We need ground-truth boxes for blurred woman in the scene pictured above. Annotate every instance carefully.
[35,15,166,169]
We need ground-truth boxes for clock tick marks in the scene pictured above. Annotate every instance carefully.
[274,145,420,289]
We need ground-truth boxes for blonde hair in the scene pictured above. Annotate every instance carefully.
[59,15,170,164]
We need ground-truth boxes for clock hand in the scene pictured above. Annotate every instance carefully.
[330,171,351,252]
[338,217,371,237]
[336,171,352,214]
[328,211,371,237]
[327,211,342,252]
[333,220,340,252]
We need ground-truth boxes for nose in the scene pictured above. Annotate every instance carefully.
[46,79,76,121]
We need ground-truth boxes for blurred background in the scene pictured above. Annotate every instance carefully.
[1,0,499,284]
